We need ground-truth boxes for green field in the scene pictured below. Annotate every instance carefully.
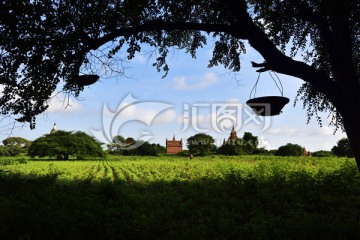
[1,155,360,239]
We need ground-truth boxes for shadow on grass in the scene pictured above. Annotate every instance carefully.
[1,164,360,240]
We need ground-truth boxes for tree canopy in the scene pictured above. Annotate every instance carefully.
[331,138,354,158]
[2,136,31,147]
[1,1,360,169]
[2,136,31,155]
[28,130,105,160]
[275,143,304,157]
[217,131,258,155]
[107,135,165,156]
[187,133,216,156]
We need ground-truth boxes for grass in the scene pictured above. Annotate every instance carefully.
[1,155,360,239]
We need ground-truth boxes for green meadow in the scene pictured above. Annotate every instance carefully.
[1,155,360,239]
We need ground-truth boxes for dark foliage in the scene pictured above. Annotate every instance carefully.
[312,150,335,158]
[1,161,360,239]
[332,138,354,158]
[108,135,165,156]
[276,143,304,157]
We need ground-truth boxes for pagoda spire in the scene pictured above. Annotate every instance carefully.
[50,122,57,134]
[228,125,238,140]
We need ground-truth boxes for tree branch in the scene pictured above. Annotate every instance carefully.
[86,21,247,51]
[83,3,344,106]
[221,0,342,105]
[251,61,270,72]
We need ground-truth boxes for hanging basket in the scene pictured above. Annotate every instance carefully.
[69,74,99,86]
[246,96,289,116]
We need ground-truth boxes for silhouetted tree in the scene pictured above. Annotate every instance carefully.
[1,1,360,170]
[332,138,354,157]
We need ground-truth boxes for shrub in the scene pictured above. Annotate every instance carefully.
[253,148,274,156]
[0,146,10,156]
[312,150,334,157]
[275,143,304,156]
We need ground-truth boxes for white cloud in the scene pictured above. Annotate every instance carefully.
[257,136,272,150]
[117,102,137,118]
[105,104,175,126]
[266,125,338,137]
[47,93,82,113]
[133,54,147,64]
[225,98,243,104]
[173,72,218,90]
[267,127,302,136]
[321,142,333,151]
[152,109,177,124]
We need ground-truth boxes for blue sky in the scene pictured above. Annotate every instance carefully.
[1,41,346,151]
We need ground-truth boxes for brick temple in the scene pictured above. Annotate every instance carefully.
[222,125,239,144]
[166,135,182,154]
[228,125,238,141]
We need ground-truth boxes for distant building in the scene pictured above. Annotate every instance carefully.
[222,126,239,144]
[50,123,57,134]
[166,135,182,154]
[303,148,312,157]
[228,125,238,141]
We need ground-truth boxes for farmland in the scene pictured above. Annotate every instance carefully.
[1,155,360,239]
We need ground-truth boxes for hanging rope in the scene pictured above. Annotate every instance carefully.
[268,71,284,96]
[249,70,285,98]
[249,72,261,99]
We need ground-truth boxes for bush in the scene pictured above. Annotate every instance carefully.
[275,143,304,156]
[312,150,334,157]
[6,145,22,156]
[176,150,190,157]
[253,148,274,156]
[0,146,10,156]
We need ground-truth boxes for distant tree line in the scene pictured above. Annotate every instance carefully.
[185,133,354,158]
[0,137,31,157]
[0,132,354,159]
[107,135,165,156]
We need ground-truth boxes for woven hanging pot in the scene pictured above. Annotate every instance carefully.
[246,96,289,116]
[70,75,99,86]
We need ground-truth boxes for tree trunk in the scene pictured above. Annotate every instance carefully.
[342,112,360,172]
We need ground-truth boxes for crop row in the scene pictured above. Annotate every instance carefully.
[0,156,355,185]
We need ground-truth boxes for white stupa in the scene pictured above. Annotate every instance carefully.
[50,123,57,134]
